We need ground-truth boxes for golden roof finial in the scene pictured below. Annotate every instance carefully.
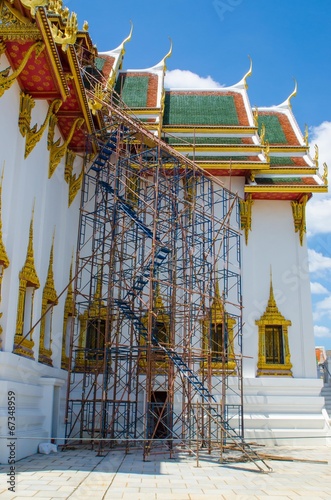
[243,55,253,90]
[120,20,133,56]
[277,79,297,109]
[287,79,297,109]
[162,37,173,72]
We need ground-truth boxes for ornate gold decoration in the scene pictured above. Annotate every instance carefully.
[14,210,40,359]
[51,11,78,52]
[239,194,253,245]
[39,237,58,366]
[264,140,270,162]
[18,92,35,137]
[256,275,292,376]
[322,162,328,186]
[200,280,236,375]
[48,0,69,21]
[0,41,44,98]
[64,148,75,183]
[61,258,75,369]
[48,116,84,178]
[304,124,309,147]
[68,163,83,206]
[20,0,49,17]
[0,1,40,40]
[19,93,62,157]
[64,149,83,206]
[88,82,104,115]
[253,107,258,128]
[82,20,88,32]
[314,144,319,168]
[291,195,308,246]
[260,123,265,145]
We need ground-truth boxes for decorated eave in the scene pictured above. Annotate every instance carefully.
[246,91,327,200]
[0,1,95,152]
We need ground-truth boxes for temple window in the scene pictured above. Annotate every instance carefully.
[256,276,292,377]
[39,241,58,366]
[265,325,284,364]
[75,276,107,370]
[14,215,40,359]
[86,318,106,357]
[201,281,236,375]
[61,262,76,370]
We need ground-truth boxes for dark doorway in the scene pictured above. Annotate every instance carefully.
[149,391,170,439]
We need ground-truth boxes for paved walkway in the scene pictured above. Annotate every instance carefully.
[0,445,331,499]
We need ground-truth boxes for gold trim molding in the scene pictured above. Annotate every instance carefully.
[47,115,84,178]
[19,92,62,158]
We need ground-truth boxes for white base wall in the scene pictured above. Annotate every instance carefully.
[241,377,330,445]
[0,352,67,464]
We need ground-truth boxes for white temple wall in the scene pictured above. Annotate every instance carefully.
[0,68,81,461]
[242,199,317,378]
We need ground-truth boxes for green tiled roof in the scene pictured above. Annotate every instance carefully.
[165,137,242,145]
[95,57,106,71]
[163,94,239,125]
[269,156,294,165]
[115,75,149,107]
[255,177,302,185]
[258,115,287,144]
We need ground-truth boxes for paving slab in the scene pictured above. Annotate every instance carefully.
[0,445,330,499]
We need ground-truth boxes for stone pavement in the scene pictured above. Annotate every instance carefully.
[0,444,331,499]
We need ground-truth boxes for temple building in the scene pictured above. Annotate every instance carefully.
[0,1,329,463]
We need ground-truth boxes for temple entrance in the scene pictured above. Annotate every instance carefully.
[149,391,170,439]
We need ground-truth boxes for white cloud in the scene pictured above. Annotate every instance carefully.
[306,197,331,236]
[314,296,331,323]
[310,282,329,294]
[306,121,331,236]
[309,121,331,170]
[164,69,223,89]
[314,325,331,339]
[308,249,331,273]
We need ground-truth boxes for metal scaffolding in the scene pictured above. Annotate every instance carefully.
[64,74,270,472]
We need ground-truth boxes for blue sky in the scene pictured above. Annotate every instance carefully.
[68,0,331,349]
